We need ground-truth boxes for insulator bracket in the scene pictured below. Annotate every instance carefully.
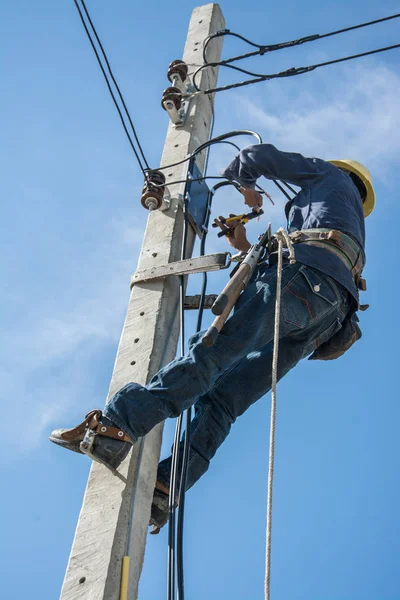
[167,60,188,87]
[161,86,185,126]
[140,170,166,211]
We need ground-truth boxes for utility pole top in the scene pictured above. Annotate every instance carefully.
[59,4,225,600]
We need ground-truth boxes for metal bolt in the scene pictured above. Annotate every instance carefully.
[145,198,158,211]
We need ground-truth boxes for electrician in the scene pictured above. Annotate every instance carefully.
[50,143,374,531]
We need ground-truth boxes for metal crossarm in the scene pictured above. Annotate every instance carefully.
[130,252,231,287]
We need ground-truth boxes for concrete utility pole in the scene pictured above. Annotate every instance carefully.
[60,4,224,600]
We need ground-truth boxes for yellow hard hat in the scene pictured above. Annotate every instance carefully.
[328,159,375,218]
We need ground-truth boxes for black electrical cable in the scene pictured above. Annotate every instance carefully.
[156,175,227,187]
[202,30,319,65]
[72,0,149,173]
[168,408,183,600]
[204,107,217,177]
[174,180,239,600]
[148,130,264,195]
[167,156,196,600]
[78,0,150,169]
[195,189,215,331]
[201,13,400,67]
[168,137,297,599]
[272,180,293,202]
[201,42,400,95]
[281,181,297,195]
[174,111,222,598]
[170,138,254,599]
[146,130,262,175]
[175,164,192,600]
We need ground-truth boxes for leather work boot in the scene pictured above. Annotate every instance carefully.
[49,409,133,471]
[149,482,173,535]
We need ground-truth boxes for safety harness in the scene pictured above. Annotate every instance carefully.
[289,228,367,292]
[285,227,367,361]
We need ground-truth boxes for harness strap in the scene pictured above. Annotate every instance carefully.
[289,228,366,290]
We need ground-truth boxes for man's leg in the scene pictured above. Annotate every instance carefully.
[51,263,351,472]
[156,335,303,492]
[50,261,292,463]
[156,267,352,492]
[104,262,350,443]
[102,262,305,441]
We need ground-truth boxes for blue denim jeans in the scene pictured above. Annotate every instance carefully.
[104,261,352,490]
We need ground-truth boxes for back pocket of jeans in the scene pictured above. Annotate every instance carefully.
[282,267,338,329]
[300,268,338,306]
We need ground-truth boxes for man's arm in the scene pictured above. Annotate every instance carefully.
[222,143,331,189]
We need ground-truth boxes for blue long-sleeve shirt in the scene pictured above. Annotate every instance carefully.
[222,144,366,302]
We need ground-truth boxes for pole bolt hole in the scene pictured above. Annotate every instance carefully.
[152,252,157,257]
[130,360,136,366]
[140,312,145,316]
[79,577,86,585]
[134,338,139,343]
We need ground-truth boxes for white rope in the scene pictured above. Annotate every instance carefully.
[264,229,289,600]
[278,228,296,264]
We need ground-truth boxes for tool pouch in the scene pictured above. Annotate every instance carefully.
[308,312,362,361]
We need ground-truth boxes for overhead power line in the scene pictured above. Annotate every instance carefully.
[200,42,400,94]
[193,12,400,93]
[72,0,150,173]
[201,12,400,66]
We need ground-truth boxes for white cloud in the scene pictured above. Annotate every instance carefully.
[233,63,400,179]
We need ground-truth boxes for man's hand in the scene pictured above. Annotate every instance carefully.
[240,187,263,212]
[213,215,251,252]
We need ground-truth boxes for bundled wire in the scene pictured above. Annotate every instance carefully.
[167,132,262,600]
[170,176,241,600]
[199,43,400,95]
[192,12,400,93]
[167,129,297,600]
[202,13,400,66]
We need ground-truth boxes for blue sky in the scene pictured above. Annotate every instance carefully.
[1,1,400,599]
